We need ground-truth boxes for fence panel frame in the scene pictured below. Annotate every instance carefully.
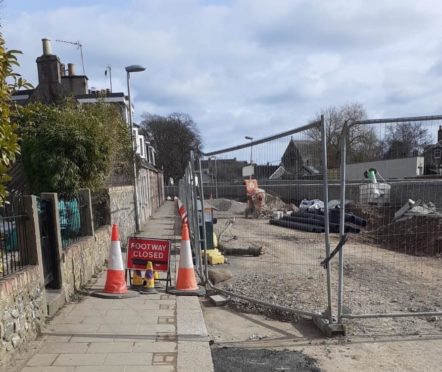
[337,114,442,322]
[198,120,333,320]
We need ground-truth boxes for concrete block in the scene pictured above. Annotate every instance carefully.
[209,294,228,306]
[208,255,224,265]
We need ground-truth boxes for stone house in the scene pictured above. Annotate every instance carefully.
[270,138,321,179]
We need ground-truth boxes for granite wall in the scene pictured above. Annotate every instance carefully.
[0,266,45,369]
[61,226,111,301]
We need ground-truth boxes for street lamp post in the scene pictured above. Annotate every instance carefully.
[126,64,146,233]
[245,136,253,164]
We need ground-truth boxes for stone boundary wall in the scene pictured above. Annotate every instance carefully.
[108,186,135,248]
[149,169,164,211]
[61,226,111,301]
[0,266,45,369]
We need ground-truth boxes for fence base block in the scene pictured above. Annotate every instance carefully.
[313,316,346,337]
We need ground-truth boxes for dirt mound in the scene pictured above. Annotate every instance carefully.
[347,202,442,256]
[211,198,247,214]
[362,215,442,256]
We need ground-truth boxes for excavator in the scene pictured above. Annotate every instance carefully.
[244,179,266,218]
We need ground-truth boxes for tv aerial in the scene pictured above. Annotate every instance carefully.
[55,39,86,75]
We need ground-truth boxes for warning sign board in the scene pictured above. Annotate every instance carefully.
[127,237,171,272]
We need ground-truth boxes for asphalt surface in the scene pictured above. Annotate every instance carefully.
[212,347,321,372]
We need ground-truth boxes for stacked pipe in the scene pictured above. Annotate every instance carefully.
[270,210,367,234]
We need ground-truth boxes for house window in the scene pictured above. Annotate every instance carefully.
[434,149,441,159]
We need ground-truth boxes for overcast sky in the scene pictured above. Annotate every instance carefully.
[2,0,442,152]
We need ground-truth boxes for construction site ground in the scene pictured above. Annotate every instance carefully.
[205,198,442,371]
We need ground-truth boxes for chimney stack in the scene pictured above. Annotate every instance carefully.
[32,38,65,103]
[68,63,75,76]
[60,63,66,77]
[438,126,442,143]
[42,38,52,55]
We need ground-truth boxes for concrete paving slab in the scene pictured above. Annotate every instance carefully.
[177,341,214,372]
[104,352,154,365]
[38,343,88,354]
[11,202,214,372]
[125,366,174,372]
[21,367,75,372]
[26,354,59,367]
[74,367,124,372]
[86,342,134,353]
[133,341,177,353]
[53,353,106,366]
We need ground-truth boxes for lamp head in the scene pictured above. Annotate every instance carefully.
[125,65,146,73]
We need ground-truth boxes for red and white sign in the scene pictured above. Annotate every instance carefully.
[126,237,171,272]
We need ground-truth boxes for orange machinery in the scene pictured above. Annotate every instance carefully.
[244,179,266,218]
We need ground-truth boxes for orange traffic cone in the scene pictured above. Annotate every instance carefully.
[104,224,128,294]
[177,199,188,224]
[176,222,198,291]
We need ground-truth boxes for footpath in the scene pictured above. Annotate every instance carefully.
[13,201,214,372]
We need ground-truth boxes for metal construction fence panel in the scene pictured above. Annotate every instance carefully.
[198,120,334,319]
[178,153,205,281]
[0,196,31,277]
[338,115,442,335]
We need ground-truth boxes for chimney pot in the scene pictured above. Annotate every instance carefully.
[42,38,52,55]
[67,63,75,76]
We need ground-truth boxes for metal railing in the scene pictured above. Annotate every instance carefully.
[58,193,88,249]
[0,196,31,277]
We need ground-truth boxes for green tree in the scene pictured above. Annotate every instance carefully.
[307,103,381,168]
[382,122,430,159]
[140,113,201,183]
[14,100,132,194]
[0,33,31,204]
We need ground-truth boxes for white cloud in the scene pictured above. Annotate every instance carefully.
[3,0,442,152]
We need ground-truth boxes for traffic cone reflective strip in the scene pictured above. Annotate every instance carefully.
[177,199,188,224]
[176,223,198,291]
[104,224,128,294]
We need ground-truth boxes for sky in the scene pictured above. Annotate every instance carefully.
[2,0,442,152]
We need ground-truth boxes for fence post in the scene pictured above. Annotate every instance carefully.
[320,115,333,322]
[41,193,64,289]
[23,195,48,316]
[337,124,349,324]
[79,188,94,236]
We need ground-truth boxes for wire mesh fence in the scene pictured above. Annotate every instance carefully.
[0,196,31,277]
[338,115,442,335]
[198,121,333,318]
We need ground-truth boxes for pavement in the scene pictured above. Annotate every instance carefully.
[13,201,214,372]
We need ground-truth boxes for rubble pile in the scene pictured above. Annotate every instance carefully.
[358,200,442,256]
[210,198,247,214]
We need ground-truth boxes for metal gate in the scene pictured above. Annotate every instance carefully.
[38,198,59,288]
